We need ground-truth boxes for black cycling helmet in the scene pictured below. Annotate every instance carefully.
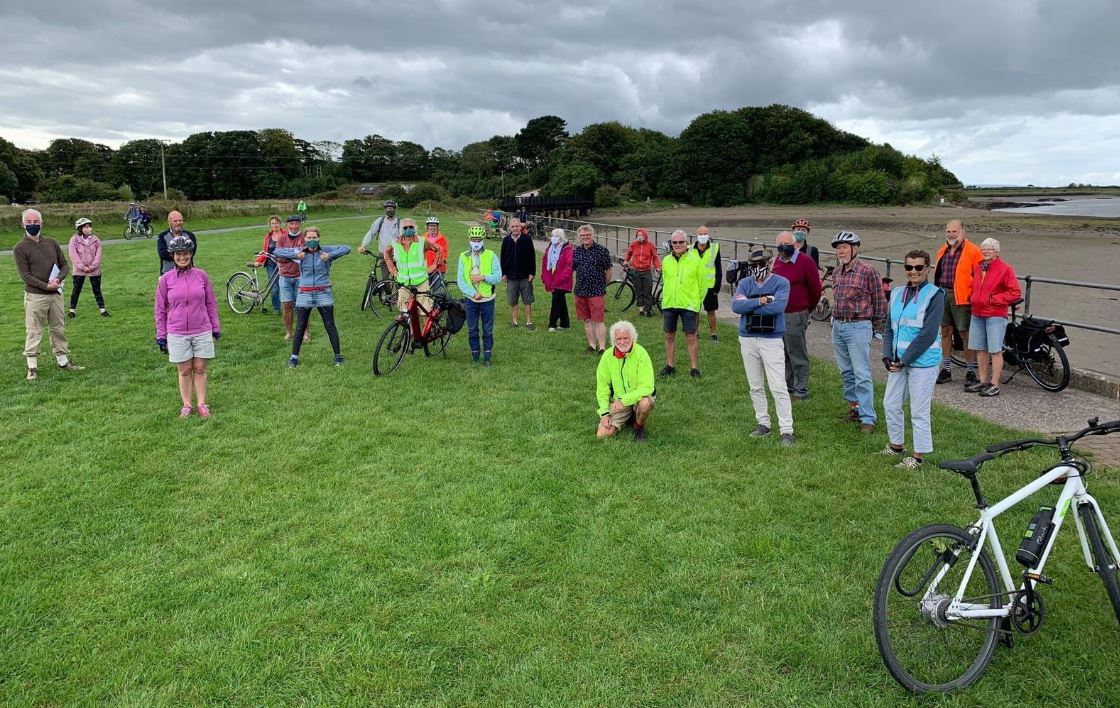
[167,235,195,253]
[383,200,397,208]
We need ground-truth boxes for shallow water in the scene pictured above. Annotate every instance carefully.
[994,197,1120,217]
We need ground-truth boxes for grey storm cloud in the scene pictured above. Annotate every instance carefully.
[3,0,1120,185]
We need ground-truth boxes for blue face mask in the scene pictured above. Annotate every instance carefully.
[25,224,41,237]
[402,227,416,237]
[306,240,320,250]
[794,231,806,243]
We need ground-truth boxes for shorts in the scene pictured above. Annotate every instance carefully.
[663,308,699,334]
[506,278,535,306]
[168,332,215,363]
[574,295,605,322]
[968,315,1008,353]
[941,289,971,331]
[279,276,299,304]
[702,287,720,313]
[295,288,334,309]
[607,396,656,430]
[398,279,431,312]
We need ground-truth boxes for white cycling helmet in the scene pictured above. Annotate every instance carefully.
[426,216,440,225]
[830,230,861,247]
[75,217,93,229]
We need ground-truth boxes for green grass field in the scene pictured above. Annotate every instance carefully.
[2,216,1119,704]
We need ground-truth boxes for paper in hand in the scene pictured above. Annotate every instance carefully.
[50,264,63,295]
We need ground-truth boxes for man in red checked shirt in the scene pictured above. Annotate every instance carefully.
[829,231,887,433]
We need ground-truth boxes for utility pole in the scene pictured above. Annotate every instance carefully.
[160,141,168,199]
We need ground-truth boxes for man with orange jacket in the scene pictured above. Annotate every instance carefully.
[933,219,983,386]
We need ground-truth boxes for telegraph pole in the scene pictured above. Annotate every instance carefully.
[160,141,168,199]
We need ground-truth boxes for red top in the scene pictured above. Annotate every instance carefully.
[540,242,574,292]
[254,230,284,266]
[624,240,661,271]
[970,257,1021,318]
[425,233,449,273]
[772,251,822,313]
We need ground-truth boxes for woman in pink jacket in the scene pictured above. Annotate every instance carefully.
[68,217,109,318]
[154,235,221,418]
[541,228,574,331]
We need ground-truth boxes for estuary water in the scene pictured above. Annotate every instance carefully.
[994,197,1120,217]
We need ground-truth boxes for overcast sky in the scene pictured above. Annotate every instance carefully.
[4,1,1119,186]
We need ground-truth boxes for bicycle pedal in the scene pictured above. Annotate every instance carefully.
[1024,572,1053,585]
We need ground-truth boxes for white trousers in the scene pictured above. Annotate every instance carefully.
[884,365,938,454]
[738,336,793,435]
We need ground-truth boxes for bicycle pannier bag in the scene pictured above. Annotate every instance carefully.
[444,299,467,334]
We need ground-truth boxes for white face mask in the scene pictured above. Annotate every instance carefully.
[696,234,709,244]
[469,241,484,252]
[550,235,561,245]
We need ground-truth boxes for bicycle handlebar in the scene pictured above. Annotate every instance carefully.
[984,418,1120,456]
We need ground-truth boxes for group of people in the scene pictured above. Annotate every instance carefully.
[14,203,1023,454]
[124,202,152,231]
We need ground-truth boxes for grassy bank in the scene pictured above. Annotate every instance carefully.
[2,219,1119,703]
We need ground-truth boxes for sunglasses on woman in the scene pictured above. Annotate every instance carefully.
[903,264,927,272]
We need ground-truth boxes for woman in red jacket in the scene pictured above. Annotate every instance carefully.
[541,228,574,331]
[252,215,285,313]
[966,238,1021,397]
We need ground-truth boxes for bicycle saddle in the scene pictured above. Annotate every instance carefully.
[938,452,996,475]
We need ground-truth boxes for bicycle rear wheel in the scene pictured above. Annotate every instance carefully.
[811,284,832,322]
[1023,334,1070,392]
[1078,502,1120,626]
[612,280,635,312]
[361,276,376,313]
[873,524,1002,693]
[225,272,258,314]
[373,319,410,375]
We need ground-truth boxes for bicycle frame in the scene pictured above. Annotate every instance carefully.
[400,289,443,342]
[943,464,1120,621]
[250,261,281,304]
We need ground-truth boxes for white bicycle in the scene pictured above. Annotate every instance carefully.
[873,417,1120,693]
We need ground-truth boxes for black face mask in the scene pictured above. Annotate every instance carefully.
[25,224,41,237]
[777,244,796,258]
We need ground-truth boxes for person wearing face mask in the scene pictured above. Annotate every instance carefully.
[880,250,945,470]
[933,219,982,386]
[68,218,110,318]
[155,236,219,417]
[385,217,440,317]
[14,209,85,381]
[540,228,574,331]
[830,231,887,433]
[457,226,503,365]
[274,226,350,368]
[693,225,723,341]
[358,200,401,282]
[156,210,197,274]
[772,231,821,400]
[596,320,656,441]
[732,247,794,446]
[660,229,705,378]
[791,218,820,266]
[423,216,449,292]
[275,215,310,342]
[623,227,660,317]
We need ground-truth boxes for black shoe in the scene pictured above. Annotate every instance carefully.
[334,355,345,366]
[67,310,76,319]
[979,385,1001,397]
[750,425,771,437]
[964,369,979,385]
[936,368,951,384]
[660,365,675,376]
[288,357,300,368]
[100,310,110,317]
[633,427,648,442]
[710,334,718,342]
[964,381,986,393]
[690,368,701,378]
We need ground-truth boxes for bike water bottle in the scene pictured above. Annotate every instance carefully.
[1016,506,1055,567]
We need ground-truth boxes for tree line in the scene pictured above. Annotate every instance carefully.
[0,104,961,207]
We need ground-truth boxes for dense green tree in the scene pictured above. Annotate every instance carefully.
[515,115,568,170]
[0,137,45,200]
[110,139,165,198]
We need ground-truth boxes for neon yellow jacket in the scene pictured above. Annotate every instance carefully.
[596,342,655,416]
[660,249,705,312]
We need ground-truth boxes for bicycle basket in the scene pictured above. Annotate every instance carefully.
[443,299,467,334]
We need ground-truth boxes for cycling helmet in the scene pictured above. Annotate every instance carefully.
[792,217,812,231]
[75,217,93,229]
[167,235,195,253]
[467,226,485,238]
[383,200,397,208]
[830,230,861,247]
[426,216,440,225]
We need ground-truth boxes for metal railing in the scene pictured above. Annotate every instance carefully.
[524,214,1120,338]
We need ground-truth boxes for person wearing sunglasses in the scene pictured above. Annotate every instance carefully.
[880,250,945,469]
[659,229,706,378]
[384,217,441,316]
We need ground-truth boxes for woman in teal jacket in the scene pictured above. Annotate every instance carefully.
[596,320,656,441]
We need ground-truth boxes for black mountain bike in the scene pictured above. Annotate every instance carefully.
[949,301,1070,392]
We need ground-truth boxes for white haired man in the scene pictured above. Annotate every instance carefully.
[13,209,85,380]
[596,320,656,441]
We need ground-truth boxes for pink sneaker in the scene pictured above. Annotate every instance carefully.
[179,405,193,419]
[198,404,212,419]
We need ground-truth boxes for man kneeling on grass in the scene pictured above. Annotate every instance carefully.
[596,320,656,441]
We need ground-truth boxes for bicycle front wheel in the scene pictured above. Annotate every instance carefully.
[123,225,133,240]
[873,524,1002,694]
[1078,503,1120,626]
[226,273,259,314]
[612,280,635,312]
[361,276,376,312]
[373,319,410,375]
[811,284,832,322]
[1023,334,1070,392]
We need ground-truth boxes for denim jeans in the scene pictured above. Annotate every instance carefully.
[832,319,876,424]
[265,261,281,311]
[884,365,938,454]
[464,297,495,361]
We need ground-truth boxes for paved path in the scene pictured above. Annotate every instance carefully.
[517,228,1120,467]
[0,215,374,257]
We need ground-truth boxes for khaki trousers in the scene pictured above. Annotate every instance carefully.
[24,292,70,364]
